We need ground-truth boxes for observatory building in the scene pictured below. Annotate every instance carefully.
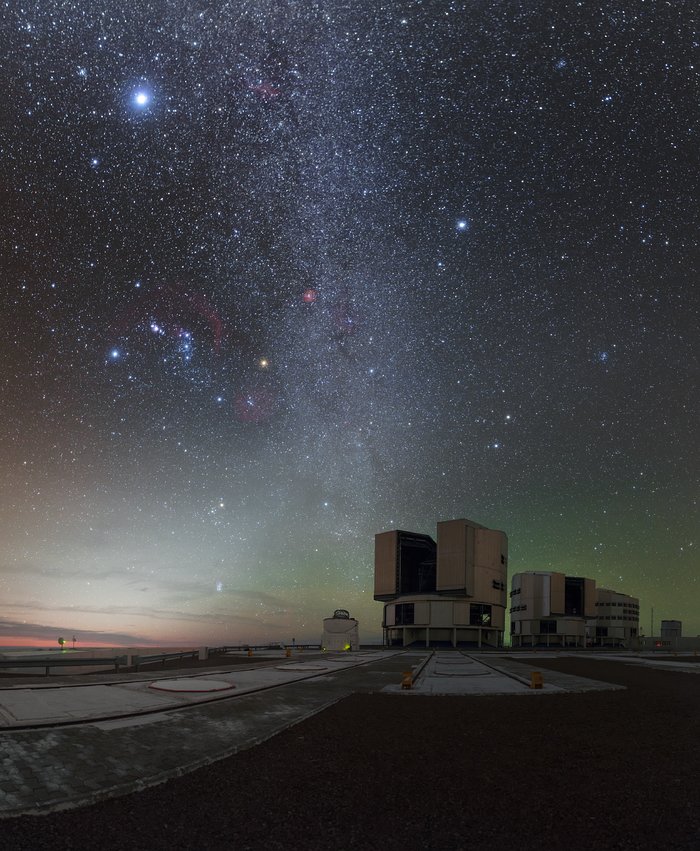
[374,518,508,648]
[660,620,682,639]
[322,609,359,652]
[510,572,640,648]
[509,571,597,648]
[594,588,640,647]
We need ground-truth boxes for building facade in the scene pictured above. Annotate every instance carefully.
[374,518,508,648]
[594,589,640,647]
[660,620,682,640]
[509,571,596,647]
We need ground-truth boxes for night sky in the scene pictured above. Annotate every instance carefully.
[1,2,697,647]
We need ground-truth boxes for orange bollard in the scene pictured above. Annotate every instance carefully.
[530,671,544,689]
[401,671,413,690]
[285,648,291,657]
[247,649,253,657]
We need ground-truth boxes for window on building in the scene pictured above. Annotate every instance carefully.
[596,627,608,637]
[539,620,557,634]
[470,604,492,626]
[564,577,585,616]
[395,603,415,625]
[398,532,436,595]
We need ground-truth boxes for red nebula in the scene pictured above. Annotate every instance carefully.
[302,288,317,304]
[115,283,223,354]
[248,81,282,101]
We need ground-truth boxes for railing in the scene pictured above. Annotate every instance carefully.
[119,644,326,671]
[128,650,201,670]
[208,644,321,653]
[0,657,128,677]
[0,649,207,676]
[0,645,325,677]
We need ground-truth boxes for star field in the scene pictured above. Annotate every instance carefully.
[0,1,698,646]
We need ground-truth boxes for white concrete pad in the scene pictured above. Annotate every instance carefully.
[0,649,407,727]
[149,679,235,693]
[383,652,563,695]
[0,685,174,722]
[274,664,328,671]
[92,713,172,730]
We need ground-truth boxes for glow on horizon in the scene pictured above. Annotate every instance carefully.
[0,637,136,649]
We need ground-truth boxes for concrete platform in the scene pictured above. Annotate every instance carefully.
[148,679,236,693]
[0,653,385,728]
[381,652,623,695]
[0,650,624,819]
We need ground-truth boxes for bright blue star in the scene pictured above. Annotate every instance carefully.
[456,219,470,232]
[110,349,120,359]
[132,89,151,108]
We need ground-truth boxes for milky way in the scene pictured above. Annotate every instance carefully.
[1,2,697,645]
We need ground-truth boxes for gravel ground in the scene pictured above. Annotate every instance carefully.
[3,657,700,851]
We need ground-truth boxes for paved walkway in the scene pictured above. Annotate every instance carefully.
[0,650,623,819]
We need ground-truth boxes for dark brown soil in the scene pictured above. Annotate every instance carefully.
[4,658,700,850]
